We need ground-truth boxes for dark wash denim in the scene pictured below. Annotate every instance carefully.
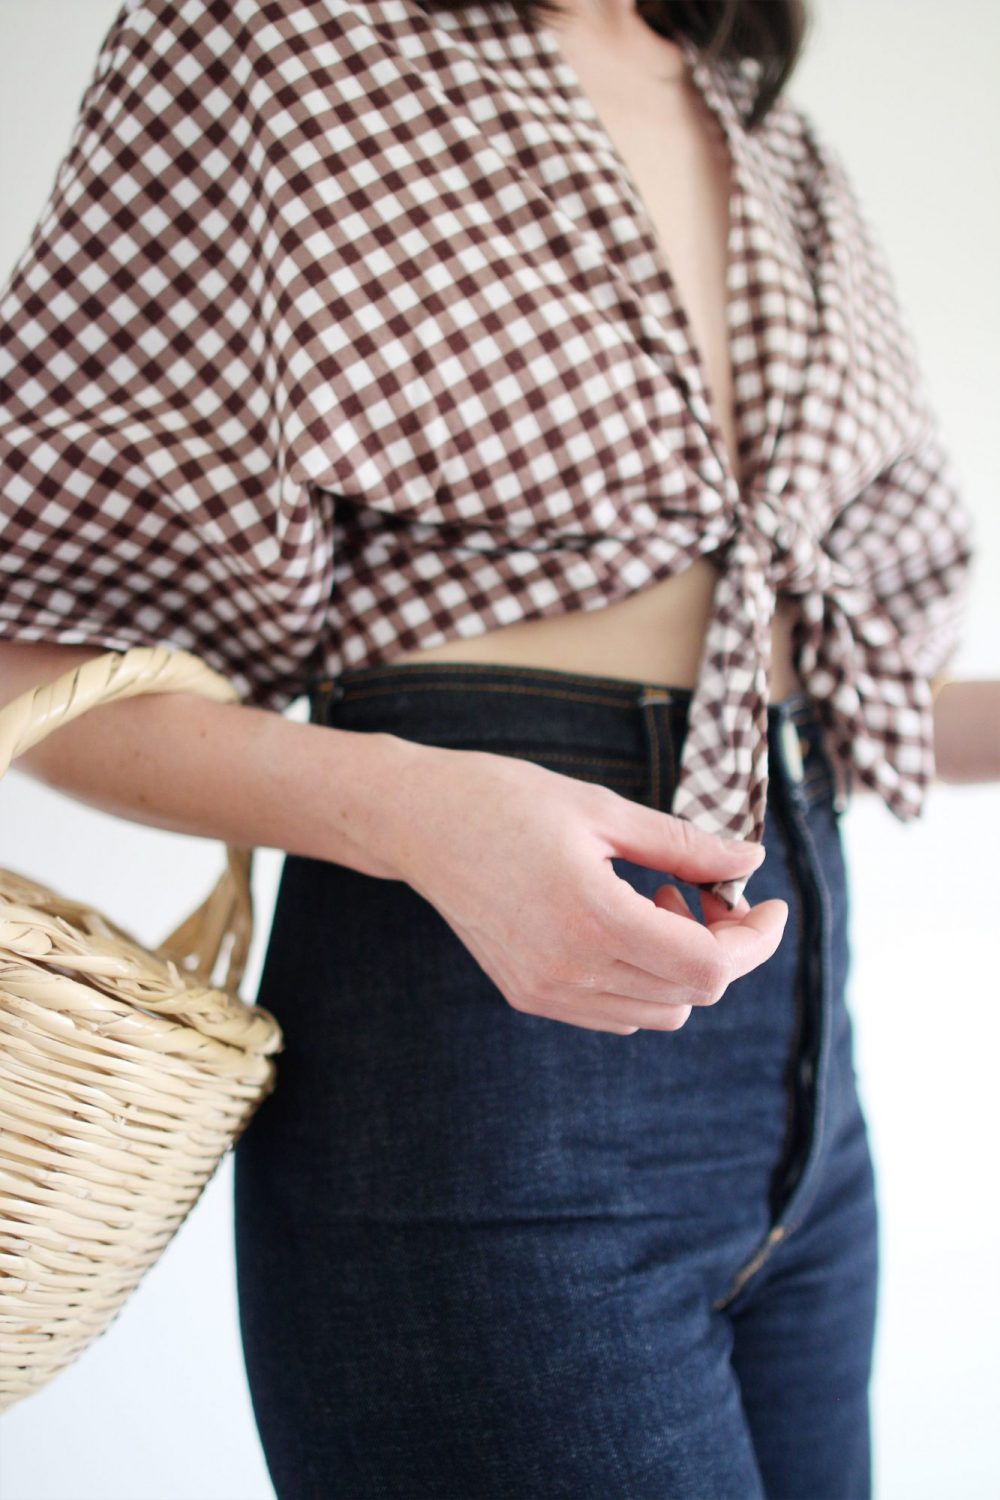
[234,661,879,1500]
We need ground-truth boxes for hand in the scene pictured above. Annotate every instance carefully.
[378,741,789,1035]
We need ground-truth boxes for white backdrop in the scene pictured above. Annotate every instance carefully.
[1,2,998,1497]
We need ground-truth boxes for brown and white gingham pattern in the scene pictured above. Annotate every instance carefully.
[0,0,976,907]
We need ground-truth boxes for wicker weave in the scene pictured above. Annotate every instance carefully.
[0,647,284,1411]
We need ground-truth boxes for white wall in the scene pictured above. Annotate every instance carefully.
[0,3,997,1497]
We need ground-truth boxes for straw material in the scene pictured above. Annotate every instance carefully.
[0,647,283,1410]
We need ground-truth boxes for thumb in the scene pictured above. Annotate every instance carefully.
[604,800,766,886]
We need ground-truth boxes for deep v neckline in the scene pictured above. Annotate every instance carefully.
[533,19,750,501]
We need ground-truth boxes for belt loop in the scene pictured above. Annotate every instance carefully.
[308,674,344,725]
[772,708,813,809]
[637,686,675,811]
[779,716,806,784]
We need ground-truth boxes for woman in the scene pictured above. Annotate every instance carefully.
[0,0,993,1495]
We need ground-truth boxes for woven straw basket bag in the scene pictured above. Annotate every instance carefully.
[0,646,284,1411]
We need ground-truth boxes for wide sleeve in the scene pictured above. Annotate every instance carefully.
[0,1,335,713]
[843,420,977,682]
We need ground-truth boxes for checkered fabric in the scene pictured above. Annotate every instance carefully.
[0,0,977,907]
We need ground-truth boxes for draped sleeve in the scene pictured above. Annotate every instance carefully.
[0,0,335,713]
[836,423,976,683]
[778,414,977,821]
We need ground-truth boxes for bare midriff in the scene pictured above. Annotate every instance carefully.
[388,0,804,701]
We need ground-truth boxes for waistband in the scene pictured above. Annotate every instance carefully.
[306,660,830,798]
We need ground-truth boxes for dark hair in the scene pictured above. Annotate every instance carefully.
[423,0,810,129]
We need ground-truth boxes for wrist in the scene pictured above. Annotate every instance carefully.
[310,726,444,882]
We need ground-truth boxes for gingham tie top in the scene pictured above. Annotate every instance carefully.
[0,0,977,907]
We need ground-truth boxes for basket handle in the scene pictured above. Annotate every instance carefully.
[0,646,254,993]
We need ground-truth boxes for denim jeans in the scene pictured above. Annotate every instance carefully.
[234,662,879,1500]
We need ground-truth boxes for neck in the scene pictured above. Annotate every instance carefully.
[551,0,637,25]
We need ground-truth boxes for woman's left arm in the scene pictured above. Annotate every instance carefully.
[932,678,1000,783]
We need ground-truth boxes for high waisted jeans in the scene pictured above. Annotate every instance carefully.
[233,662,879,1500]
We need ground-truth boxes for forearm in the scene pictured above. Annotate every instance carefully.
[0,642,424,879]
[932,677,1000,784]
[848,678,998,791]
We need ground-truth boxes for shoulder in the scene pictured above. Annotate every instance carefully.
[752,85,866,215]
[103,0,441,66]
[734,78,897,272]
[88,0,458,164]
[86,1,396,111]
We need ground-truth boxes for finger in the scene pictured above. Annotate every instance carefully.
[701,889,751,925]
[539,996,694,1035]
[599,863,781,987]
[708,900,790,971]
[580,885,742,1008]
[596,801,766,887]
[657,882,752,928]
[517,1005,640,1036]
[593,954,712,1006]
[653,883,698,920]
[588,883,718,1005]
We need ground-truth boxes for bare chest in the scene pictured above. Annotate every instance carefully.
[387,18,805,695]
[549,21,742,487]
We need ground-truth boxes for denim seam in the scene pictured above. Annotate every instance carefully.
[717,781,837,1314]
[800,776,836,811]
[334,681,643,709]
[572,773,644,792]
[769,800,835,1243]
[649,704,662,810]
[328,660,690,694]
[711,1226,790,1314]
[640,700,662,810]
[711,762,815,1312]
[512,752,647,769]
[770,878,809,1222]
[662,705,677,790]
[481,747,644,793]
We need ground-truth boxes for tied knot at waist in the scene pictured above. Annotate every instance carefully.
[728,490,855,597]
